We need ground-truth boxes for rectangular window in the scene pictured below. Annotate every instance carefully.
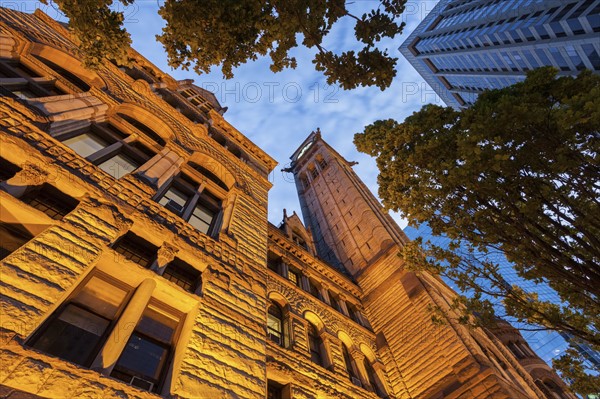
[267,381,285,399]
[21,184,79,220]
[582,44,600,70]
[28,274,183,393]
[112,232,158,268]
[267,252,281,274]
[111,304,181,392]
[307,279,321,300]
[28,275,129,367]
[162,259,201,293]
[156,173,223,236]
[63,131,110,159]
[287,268,300,286]
[188,201,217,234]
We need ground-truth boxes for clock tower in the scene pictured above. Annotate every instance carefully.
[287,130,545,399]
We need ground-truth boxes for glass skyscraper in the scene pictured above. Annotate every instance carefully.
[400,0,600,108]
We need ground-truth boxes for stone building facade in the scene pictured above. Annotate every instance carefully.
[0,7,574,399]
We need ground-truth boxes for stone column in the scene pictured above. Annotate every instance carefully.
[299,274,311,293]
[372,360,391,396]
[160,301,200,396]
[91,278,156,375]
[279,256,290,279]
[320,331,337,372]
[290,315,309,355]
[350,349,372,390]
[337,295,351,317]
[318,283,331,305]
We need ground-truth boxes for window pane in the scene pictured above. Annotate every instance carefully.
[31,304,109,366]
[113,332,169,382]
[188,203,215,234]
[112,232,158,268]
[288,270,299,285]
[98,153,139,179]
[162,260,200,293]
[158,187,189,214]
[267,308,283,345]
[72,276,128,319]
[136,306,178,344]
[12,89,37,99]
[63,132,109,159]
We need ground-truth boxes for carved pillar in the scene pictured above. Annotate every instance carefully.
[318,283,331,306]
[151,242,179,275]
[320,330,338,372]
[91,278,156,375]
[337,295,351,317]
[299,273,311,293]
[372,360,391,397]
[351,349,372,390]
[137,146,187,189]
[280,256,290,279]
[290,315,309,355]
[219,191,237,234]
[0,162,49,198]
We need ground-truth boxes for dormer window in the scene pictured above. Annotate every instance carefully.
[292,233,308,250]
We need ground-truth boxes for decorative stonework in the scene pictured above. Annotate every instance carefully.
[0,6,574,399]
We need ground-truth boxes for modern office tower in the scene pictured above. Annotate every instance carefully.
[0,6,575,399]
[400,0,600,109]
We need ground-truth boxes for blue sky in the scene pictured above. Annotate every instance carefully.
[36,0,442,228]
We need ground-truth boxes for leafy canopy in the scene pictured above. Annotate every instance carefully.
[355,67,600,395]
[48,0,407,90]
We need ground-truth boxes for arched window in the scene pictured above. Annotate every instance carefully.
[316,154,327,170]
[117,113,166,147]
[363,357,386,398]
[32,54,90,92]
[542,379,568,399]
[267,302,284,347]
[342,344,360,386]
[307,323,325,367]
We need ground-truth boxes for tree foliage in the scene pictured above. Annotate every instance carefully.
[44,0,133,66]
[355,67,600,395]
[49,0,407,90]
